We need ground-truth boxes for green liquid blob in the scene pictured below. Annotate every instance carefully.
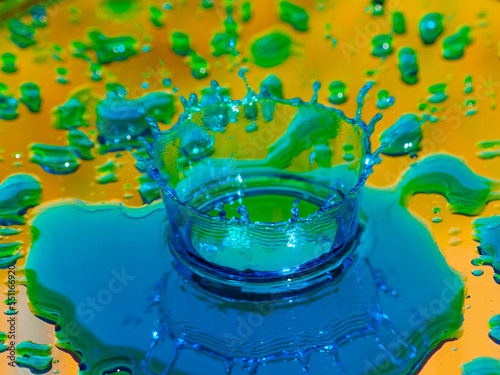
[328,81,347,104]
[1,53,17,73]
[393,11,406,34]
[279,1,309,32]
[419,13,444,45]
[251,32,291,68]
[29,144,80,175]
[371,34,393,57]
[0,174,42,225]
[20,83,41,113]
[398,47,419,84]
[88,31,137,64]
[443,26,472,60]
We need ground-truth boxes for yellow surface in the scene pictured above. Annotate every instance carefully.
[0,0,499,374]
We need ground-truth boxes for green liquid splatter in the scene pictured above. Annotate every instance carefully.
[428,83,447,103]
[53,97,87,129]
[138,174,160,203]
[398,47,419,84]
[465,75,473,94]
[380,114,427,156]
[8,19,36,48]
[211,7,238,56]
[489,315,500,344]
[280,1,309,32]
[201,0,213,9]
[68,129,94,160]
[30,144,80,175]
[30,5,47,28]
[328,81,347,104]
[461,357,500,374]
[371,34,393,57]
[443,26,472,60]
[20,83,41,113]
[150,6,164,27]
[1,53,17,73]
[398,154,500,216]
[0,174,42,225]
[419,13,444,45]
[261,74,283,98]
[251,32,291,68]
[371,0,384,16]
[89,31,137,64]
[15,341,52,373]
[241,1,251,22]
[171,31,191,56]
[0,91,18,120]
[393,11,406,34]
[96,84,175,151]
[376,89,395,109]
[472,215,500,285]
[105,0,135,14]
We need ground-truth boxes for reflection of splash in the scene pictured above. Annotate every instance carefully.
[24,155,470,374]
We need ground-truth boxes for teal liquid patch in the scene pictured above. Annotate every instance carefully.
[25,184,464,374]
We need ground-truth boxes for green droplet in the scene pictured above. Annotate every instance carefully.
[71,41,89,59]
[242,2,251,22]
[211,8,238,57]
[280,1,309,32]
[261,74,283,98]
[432,217,443,223]
[419,13,444,45]
[428,83,447,103]
[371,0,384,16]
[376,89,394,109]
[471,269,483,276]
[380,114,424,156]
[464,75,473,94]
[138,174,160,203]
[20,83,41,112]
[171,31,191,56]
[372,34,393,57]
[30,6,47,28]
[8,19,36,48]
[29,144,80,174]
[201,0,214,9]
[393,11,406,34]
[150,6,164,27]
[251,32,291,68]
[105,0,135,14]
[328,81,347,105]
[88,31,137,64]
[53,97,87,129]
[188,52,209,79]
[1,53,17,73]
[0,92,18,120]
[443,26,472,60]
[68,129,94,160]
